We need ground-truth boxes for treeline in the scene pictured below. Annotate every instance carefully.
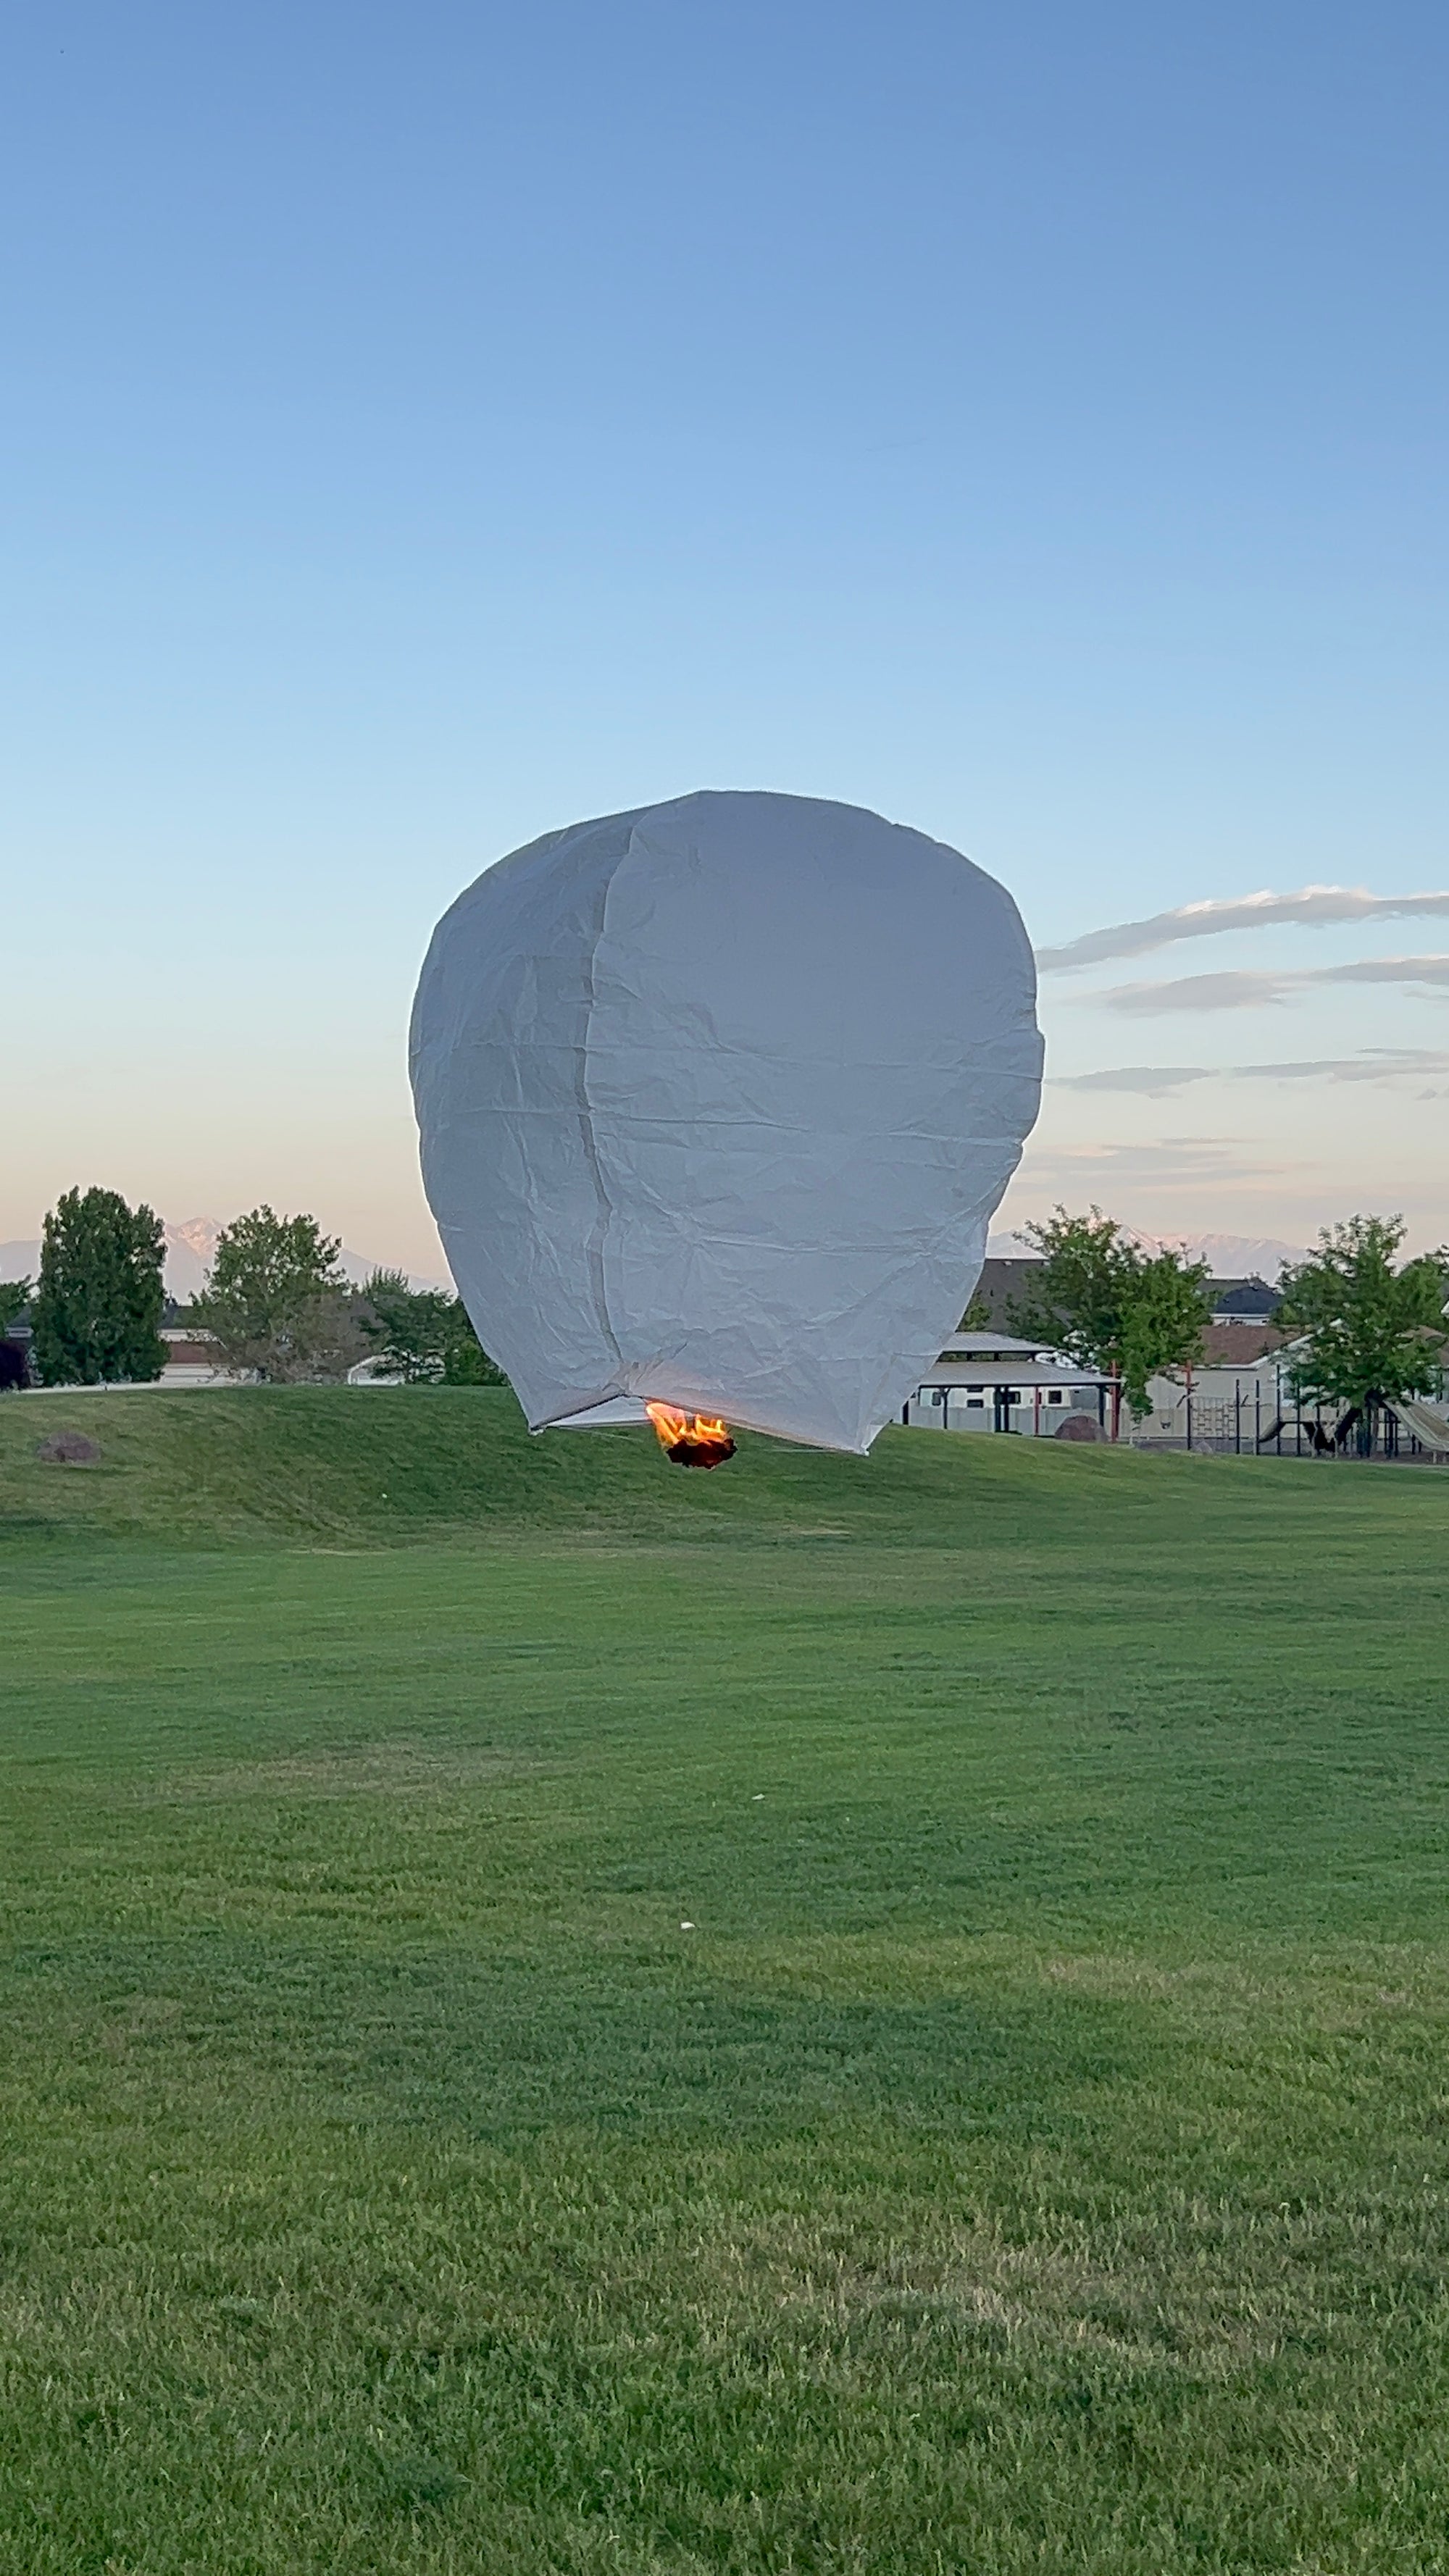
[0,1188,503,1389]
[5,1187,1445,1423]
[993,1207,1448,1427]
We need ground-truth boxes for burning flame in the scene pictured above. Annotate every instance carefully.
[646,1402,737,1470]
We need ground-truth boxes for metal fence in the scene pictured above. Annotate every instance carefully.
[1133,1379,1447,1459]
[1133,1379,1325,1455]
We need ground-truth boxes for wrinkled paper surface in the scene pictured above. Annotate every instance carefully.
[410,790,1043,1452]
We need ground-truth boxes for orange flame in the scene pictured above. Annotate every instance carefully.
[646,1401,737,1469]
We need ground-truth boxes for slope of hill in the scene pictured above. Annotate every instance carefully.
[0,1384,1108,1546]
[4,1382,1442,1558]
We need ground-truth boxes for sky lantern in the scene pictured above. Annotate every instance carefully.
[410,790,1042,1458]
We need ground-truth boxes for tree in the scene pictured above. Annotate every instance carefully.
[193,1208,366,1384]
[1117,1250,1215,1420]
[438,1296,506,1386]
[0,1276,31,1336]
[357,1271,449,1381]
[1276,1216,1448,1447]
[30,1188,166,1385]
[355,1271,507,1385]
[1007,1207,1211,1425]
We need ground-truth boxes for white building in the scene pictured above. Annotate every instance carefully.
[158,1327,250,1387]
[902,1332,1111,1437]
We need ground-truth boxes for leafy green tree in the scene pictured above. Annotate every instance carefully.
[1117,1250,1215,1418]
[193,1208,365,1383]
[357,1271,450,1381]
[0,1276,31,1336]
[355,1271,507,1385]
[30,1189,165,1385]
[1276,1217,1448,1444]
[1008,1207,1211,1423]
[439,1296,506,1386]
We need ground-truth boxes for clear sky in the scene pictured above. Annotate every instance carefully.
[6,1,1447,1271]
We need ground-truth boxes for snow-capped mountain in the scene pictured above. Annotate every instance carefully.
[987,1229,1308,1277]
[1131,1231,1310,1278]
[161,1218,224,1300]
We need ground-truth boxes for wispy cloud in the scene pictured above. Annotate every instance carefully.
[1056,1066,1211,1095]
[1324,956,1449,988]
[1020,1137,1278,1188]
[1103,971,1293,1013]
[1056,1048,1449,1095]
[1038,887,1449,973]
[1099,956,1449,1014]
[1244,1047,1449,1088]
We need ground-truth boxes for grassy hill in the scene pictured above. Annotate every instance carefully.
[4,1379,1442,1554]
[4,1393,1449,2569]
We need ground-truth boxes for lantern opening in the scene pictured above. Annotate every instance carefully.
[645,1402,737,1469]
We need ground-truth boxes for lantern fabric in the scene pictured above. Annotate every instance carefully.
[409,790,1042,1454]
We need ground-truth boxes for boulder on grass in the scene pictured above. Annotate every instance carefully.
[1053,1411,1106,1442]
[35,1429,101,1465]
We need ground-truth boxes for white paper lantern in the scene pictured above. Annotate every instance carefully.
[410,790,1042,1454]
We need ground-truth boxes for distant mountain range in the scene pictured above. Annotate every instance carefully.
[0,1218,446,1302]
[987,1229,1309,1278]
[1,1216,1307,1304]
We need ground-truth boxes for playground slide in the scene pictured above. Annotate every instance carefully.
[1391,1400,1449,1454]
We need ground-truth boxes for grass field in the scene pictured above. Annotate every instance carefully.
[4,1389,1449,2572]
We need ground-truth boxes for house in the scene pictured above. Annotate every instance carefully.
[1202,1319,1285,1366]
[159,1326,249,1387]
[960,1259,1040,1331]
[1206,1276,1282,1326]
[903,1332,1111,1437]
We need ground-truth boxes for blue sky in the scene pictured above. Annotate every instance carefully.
[5,1,1447,1268]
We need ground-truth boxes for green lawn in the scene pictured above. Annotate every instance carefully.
[4,1389,1449,2572]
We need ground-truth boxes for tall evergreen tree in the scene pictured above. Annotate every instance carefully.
[30,1188,166,1385]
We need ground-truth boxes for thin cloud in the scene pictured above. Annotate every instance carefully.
[1322,955,1449,989]
[1104,971,1293,1013]
[1038,887,1449,973]
[1240,1047,1449,1086]
[1021,1137,1278,1187]
[1056,1047,1449,1095]
[1101,956,1449,1013]
[1055,1066,1210,1095]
